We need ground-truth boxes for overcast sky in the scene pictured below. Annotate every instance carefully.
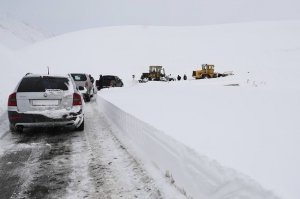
[1,0,300,35]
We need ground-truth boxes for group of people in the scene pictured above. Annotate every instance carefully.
[88,74,104,91]
[177,74,187,81]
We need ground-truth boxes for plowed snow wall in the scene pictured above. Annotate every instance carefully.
[97,96,278,199]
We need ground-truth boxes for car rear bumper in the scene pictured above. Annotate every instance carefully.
[8,111,83,128]
[14,121,75,128]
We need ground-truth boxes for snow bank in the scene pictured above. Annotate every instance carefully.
[97,96,279,199]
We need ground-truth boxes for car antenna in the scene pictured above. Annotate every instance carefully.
[47,66,49,74]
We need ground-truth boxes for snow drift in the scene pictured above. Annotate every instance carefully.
[97,96,280,199]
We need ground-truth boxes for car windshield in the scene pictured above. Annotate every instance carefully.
[17,77,69,92]
[71,74,87,81]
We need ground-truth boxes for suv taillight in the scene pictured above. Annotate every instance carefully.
[73,93,82,105]
[8,93,17,106]
[85,81,88,87]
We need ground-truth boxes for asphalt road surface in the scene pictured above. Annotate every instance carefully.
[0,99,162,199]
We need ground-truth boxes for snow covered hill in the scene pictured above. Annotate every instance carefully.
[15,20,300,86]
[0,15,54,50]
[1,20,300,199]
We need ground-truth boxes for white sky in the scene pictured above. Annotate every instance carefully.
[1,0,300,34]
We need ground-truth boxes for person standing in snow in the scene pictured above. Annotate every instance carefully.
[98,74,103,90]
[89,74,94,84]
[177,75,181,81]
[89,74,95,94]
[183,74,187,80]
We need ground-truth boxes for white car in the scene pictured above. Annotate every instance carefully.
[70,73,93,102]
[7,73,85,133]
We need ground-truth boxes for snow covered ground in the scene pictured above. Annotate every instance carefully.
[1,20,300,198]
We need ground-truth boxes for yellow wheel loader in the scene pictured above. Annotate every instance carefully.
[148,66,165,81]
[192,64,233,79]
[139,66,168,82]
[192,64,217,79]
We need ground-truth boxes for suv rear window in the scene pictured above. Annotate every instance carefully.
[103,76,115,80]
[71,74,87,81]
[17,77,69,92]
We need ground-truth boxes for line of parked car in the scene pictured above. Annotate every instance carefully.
[7,72,124,133]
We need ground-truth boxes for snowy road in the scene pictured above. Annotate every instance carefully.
[0,100,166,199]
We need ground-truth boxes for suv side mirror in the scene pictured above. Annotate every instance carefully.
[78,86,84,90]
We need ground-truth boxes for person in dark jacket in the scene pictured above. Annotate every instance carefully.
[98,74,103,90]
[183,74,187,80]
[89,74,94,84]
[177,75,181,81]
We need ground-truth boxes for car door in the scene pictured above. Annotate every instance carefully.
[114,76,119,86]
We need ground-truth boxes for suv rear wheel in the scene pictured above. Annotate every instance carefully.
[75,120,84,131]
[16,126,23,133]
[85,94,90,102]
[9,124,16,133]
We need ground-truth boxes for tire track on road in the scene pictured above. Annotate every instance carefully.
[0,126,77,199]
[0,125,43,199]
[86,100,161,198]
[14,128,76,199]
[0,148,32,199]
[65,100,161,198]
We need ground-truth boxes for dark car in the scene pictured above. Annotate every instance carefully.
[7,74,85,133]
[96,75,124,90]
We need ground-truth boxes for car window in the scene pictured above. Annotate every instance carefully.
[17,77,69,92]
[103,76,114,80]
[71,74,87,81]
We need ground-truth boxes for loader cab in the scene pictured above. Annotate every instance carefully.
[149,66,163,80]
[149,66,162,73]
[202,64,214,70]
[202,64,214,78]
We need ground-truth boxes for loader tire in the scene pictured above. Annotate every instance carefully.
[203,75,209,79]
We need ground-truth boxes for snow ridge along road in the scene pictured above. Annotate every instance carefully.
[97,96,280,199]
[0,98,174,199]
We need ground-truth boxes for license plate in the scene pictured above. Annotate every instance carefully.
[32,100,59,106]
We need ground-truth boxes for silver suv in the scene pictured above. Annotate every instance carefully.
[7,74,85,133]
[70,73,93,102]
